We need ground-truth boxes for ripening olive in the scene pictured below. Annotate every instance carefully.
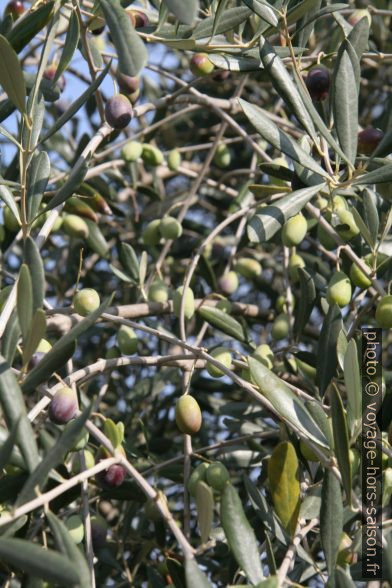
[63,214,89,239]
[190,53,214,77]
[122,140,143,162]
[175,395,202,435]
[271,313,290,341]
[73,288,100,316]
[43,64,66,92]
[281,213,307,247]
[357,128,384,155]
[206,347,232,378]
[348,9,371,26]
[128,10,149,28]
[5,0,24,20]
[48,387,78,425]
[159,216,182,240]
[218,271,239,295]
[234,257,262,279]
[326,271,352,308]
[206,462,230,491]
[88,16,105,35]
[117,325,138,355]
[116,71,140,103]
[105,95,133,129]
[375,295,392,329]
[142,219,161,245]
[173,286,195,320]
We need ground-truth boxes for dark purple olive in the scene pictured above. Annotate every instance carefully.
[305,66,331,101]
[357,128,384,155]
[48,387,78,424]
[116,72,140,104]
[28,351,45,371]
[43,65,66,92]
[90,515,108,549]
[105,95,133,129]
[128,10,149,28]
[5,0,24,20]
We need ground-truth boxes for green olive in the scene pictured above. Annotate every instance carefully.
[271,313,290,340]
[148,280,169,303]
[234,257,262,279]
[288,253,305,282]
[142,219,161,245]
[159,216,182,240]
[281,213,307,247]
[167,149,181,171]
[187,462,209,495]
[142,144,164,167]
[173,286,195,320]
[206,347,232,378]
[73,288,100,316]
[375,295,392,328]
[63,214,89,239]
[252,344,274,370]
[205,462,230,491]
[117,325,138,355]
[121,140,143,162]
[326,271,352,308]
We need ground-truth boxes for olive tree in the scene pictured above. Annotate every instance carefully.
[0,0,391,586]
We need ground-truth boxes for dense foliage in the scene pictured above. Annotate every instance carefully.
[0,0,391,586]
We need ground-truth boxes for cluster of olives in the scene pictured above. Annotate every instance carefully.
[122,140,182,171]
[142,216,182,245]
[188,461,230,494]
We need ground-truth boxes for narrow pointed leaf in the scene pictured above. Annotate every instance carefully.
[54,9,79,83]
[0,185,21,223]
[0,538,79,585]
[249,358,329,447]
[0,420,19,471]
[239,99,329,178]
[293,268,316,339]
[247,184,324,243]
[320,470,343,578]
[27,150,50,222]
[295,4,347,38]
[268,442,300,537]
[192,7,252,39]
[7,2,54,53]
[100,0,147,76]
[316,304,342,395]
[330,386,351,503]
[0,34,26,114]
[352,162,392,185]
[46,512,91,587]
[17,264,33,342]
[0,355,39,472]
[259,37,317,143]
[163,0,199,25]
[120,243,140,281]
[198,305,246,342]
[185,558,213,588]
[242,0,278,27]
[85,219,109,257]
[220,483,264,584]
[343,339,361,436]
[24,236,45,313]
[22,309,46,367]
[16,404,92,506]
[195,481,214,545]
[286,0,320,25]
[348,15,369,59]
[332,40,359,164]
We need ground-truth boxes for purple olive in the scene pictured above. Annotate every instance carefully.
[48,387,78,424]
[5,0,24,20]
[90,514,108,549]
[357,128,384,155]
[116,71,140,104]
[43,65,66,92]
[305,66,331,102]
[105,95,133,129]
[97,464,126,488]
